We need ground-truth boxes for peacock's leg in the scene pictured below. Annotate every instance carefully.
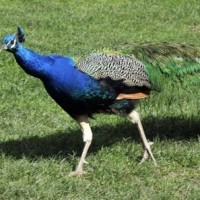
[69,115,92,176]
[128,110,157,166]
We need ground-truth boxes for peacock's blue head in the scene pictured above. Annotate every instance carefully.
[1,26,25,53]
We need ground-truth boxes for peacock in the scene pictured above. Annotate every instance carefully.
[1,27,200,176]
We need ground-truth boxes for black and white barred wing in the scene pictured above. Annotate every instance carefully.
[76,53,151,89]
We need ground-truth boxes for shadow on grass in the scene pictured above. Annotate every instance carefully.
[0,116,199,160]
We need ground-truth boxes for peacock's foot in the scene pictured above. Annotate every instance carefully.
[69,169,87,177]
[139,149,149,165]
[139,141,157,166]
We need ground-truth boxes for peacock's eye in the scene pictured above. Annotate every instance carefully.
[10,40,14,45]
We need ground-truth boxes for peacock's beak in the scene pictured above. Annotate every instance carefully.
[0,44,8,52]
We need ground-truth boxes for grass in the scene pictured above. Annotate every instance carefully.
[0,0,200,199]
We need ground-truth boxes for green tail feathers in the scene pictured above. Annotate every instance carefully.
[144,59,200,91]
[118,42,200,90]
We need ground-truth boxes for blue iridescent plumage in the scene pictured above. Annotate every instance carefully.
[2,29,118,117]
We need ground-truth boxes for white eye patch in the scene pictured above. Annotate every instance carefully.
[10,39,17,48]
[4,39,17,49]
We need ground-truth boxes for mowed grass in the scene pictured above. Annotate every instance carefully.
[0,0,200,199]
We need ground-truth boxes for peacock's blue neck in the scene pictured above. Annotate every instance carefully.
[13,44,49,79]
[11,44,106,101]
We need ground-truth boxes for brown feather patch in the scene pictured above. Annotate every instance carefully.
[116,92,149,100]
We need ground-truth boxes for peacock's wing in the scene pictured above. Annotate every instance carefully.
[76,53,152,90]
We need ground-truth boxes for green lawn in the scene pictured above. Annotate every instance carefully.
[0,0,200,199]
